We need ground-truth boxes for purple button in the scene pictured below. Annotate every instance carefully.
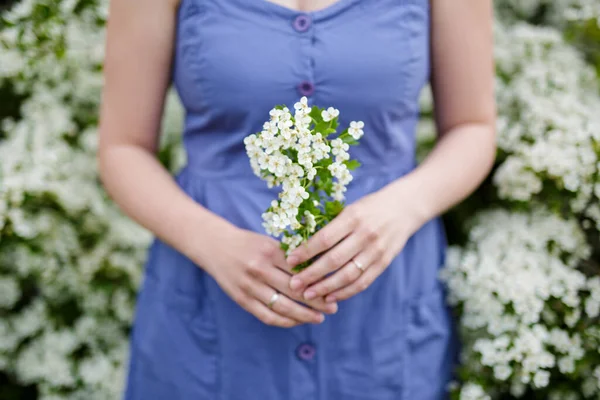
[298,81,315,96]
[296,343,316,361]
[292,14,311,32]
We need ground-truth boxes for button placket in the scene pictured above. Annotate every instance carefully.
[293,13,316,99]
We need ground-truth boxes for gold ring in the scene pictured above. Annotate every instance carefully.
[267,292,280,309]
[352,259,365,272]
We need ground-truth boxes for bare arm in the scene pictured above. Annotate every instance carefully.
[98,0,231,265]
[387,0,497,224]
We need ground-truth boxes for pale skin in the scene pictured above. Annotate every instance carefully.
[98,0,496,328]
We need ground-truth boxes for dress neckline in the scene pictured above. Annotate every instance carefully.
[256,0,360,20]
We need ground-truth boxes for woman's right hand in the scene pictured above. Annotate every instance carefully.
[197,223,338,328]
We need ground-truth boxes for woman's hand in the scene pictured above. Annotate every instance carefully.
[198,223,338,328]
[285,182,424,303]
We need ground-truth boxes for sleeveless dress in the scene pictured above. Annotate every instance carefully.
[124,0,458,399]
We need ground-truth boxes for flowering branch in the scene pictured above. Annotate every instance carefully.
[244,97,364,272]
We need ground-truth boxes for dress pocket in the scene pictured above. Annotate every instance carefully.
[128,259,220,399]
[403,288,457,400]
[330,330,405,400]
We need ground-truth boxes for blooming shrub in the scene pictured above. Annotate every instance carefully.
[0,1,183,399]
[428,2,600,399]
[0,0,598,399]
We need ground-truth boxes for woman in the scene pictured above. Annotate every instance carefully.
[98,0,496,398]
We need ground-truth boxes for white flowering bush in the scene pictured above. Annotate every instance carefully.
[0,0,183,398]
[441,209,600,399]
[426,3,600,399]
[244,98,364,271]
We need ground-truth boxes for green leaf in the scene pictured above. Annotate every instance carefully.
[330,118,339,130]
[314,121,329,136]
[344,159,361,171]
[325,201,344,218]
[292,260,312,273]
[342,135,359,146]
[309,106,323,123]
[321,175,333,196]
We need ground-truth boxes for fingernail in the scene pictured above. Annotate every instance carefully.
[316,314,325,323]
[290,278,303,291]
[326,295,336,303]
[326,303,338,314]
[287,255,299,266]
[304,290,317,300]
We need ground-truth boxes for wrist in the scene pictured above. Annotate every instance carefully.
[180,208,238,272]
[384,173,433,235]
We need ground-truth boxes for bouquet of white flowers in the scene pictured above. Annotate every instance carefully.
[244,97,364,272]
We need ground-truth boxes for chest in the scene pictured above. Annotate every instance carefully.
[264,0,342,12]
[173,0,430,119]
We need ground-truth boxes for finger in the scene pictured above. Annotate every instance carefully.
[286,208,358,268]
[269,242,292,272]
[301,251,372,300]
[246,299,300,328]
[271,293,326,325]
[325,264,382,302]
[252,283,325,325]
[290,232,363,294]
[262,265,339,315]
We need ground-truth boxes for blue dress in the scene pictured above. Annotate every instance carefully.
[124,0,458,399]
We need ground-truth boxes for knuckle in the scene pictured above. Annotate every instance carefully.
[246,259,264,278]
[260,241,279,258]
[381,253,393,267]
[232,292,248,306]
[362,225,379,242]
[345,207,361,225]
[276,301,289,314]
[327,252,344,268]
[300,310,316,322]
[237,280,253,295]
[261,314,277,326]
[334,292,349,302]
[372,241,386,258]
[344,268,357,283]
[281,319,296,328]
[319,232,333,249]
[318,283,331,295]
[356,280,369,293]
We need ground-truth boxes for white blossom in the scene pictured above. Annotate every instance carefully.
[348,121,365,140]
[321,107,340,122]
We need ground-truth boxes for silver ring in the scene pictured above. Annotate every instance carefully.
[267,292,280,309]
[351,258,365,272]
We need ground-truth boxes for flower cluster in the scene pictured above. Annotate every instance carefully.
[441,209,600,399]
[244,98,363,268]
[496,0,600,25]
[492,21,600,231]
[428,13,600,400]
[0,0,184,399]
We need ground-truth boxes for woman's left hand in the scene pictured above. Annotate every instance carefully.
[285,181,425,303]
